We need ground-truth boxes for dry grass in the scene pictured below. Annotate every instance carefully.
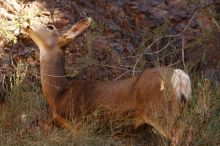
[0,72,219,146]
[176,78,220,146]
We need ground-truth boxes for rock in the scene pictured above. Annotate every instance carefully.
[106,19,121,32]
[111,42,123,53]
[178,10,188,18]
[204,69,220,82]
[127,43,135,54]
[150,0,161,7]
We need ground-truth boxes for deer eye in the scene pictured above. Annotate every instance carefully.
[47,25,54,30]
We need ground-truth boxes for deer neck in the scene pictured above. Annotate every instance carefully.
[39,48,69,100]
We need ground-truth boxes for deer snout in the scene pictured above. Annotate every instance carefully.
[22,20,42,32]
[22,20,32,33]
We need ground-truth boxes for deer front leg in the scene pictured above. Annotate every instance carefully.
[52,111,71,129]
[52,111,80,135]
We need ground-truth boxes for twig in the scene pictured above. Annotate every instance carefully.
[132,54,142,76]
[132,2,220,75]
[132,10,198,75]
[113,70,130,81]
[143,39,175,55]
[208,8,220,31]
[95,64,129,71]
[181,36,187,72]
[167,60,182,67]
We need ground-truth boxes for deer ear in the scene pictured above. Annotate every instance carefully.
[58,17,92,47]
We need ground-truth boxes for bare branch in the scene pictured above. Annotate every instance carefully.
[114,70,130,81]
[208,8,220,31]
[132,2,220,75]
[181,36,187,72]
[167,60,182,67]
[143,40,175,55]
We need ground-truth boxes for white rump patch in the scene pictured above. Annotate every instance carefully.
[171,69,192,101]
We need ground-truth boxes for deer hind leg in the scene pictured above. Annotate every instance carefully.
[134,116,145,128]
[143,116,171,139]
[170,127,182,146]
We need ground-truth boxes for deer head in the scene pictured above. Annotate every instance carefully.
[23,17,92,50]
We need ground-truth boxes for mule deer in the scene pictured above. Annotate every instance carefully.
[23,17,192,141]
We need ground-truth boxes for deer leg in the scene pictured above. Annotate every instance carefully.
[170,127,182,146]
[143,116,171,139]
[52,111,79,135]
[134,116,145,128]
[52,111,71,129]
[46,97,71,129]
